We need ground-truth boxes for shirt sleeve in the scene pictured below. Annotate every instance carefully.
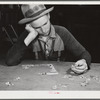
[55,25,91,66]
[5,30,29,66]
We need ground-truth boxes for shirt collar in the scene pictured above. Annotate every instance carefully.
[49,25,56,38]
[38,25,56,42]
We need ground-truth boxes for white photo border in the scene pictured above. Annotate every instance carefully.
[0,1,100,99]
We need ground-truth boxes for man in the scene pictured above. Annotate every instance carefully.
[6,4,91,74]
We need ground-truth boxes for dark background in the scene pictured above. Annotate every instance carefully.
[0,4,100,63]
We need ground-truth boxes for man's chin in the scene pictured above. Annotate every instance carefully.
[40,32,49,36]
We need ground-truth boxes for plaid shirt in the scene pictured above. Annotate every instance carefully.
[32,25,64,60]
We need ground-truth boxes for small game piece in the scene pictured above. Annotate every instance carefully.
[86,78,91,82]
[50,69,57,73]
[58,83,68,88]
[38,72,58,75]
[58,84,61,86]
[42,72,47,75]
[62,75,68,78]
[97,80,100,83]
[67,75,73,78]
[38,73,43,75]
[85,80,89,84]
[47,64,53,66]
[52,85,58,90]
[68,77,74,80]
[68,76,74,80]
[5,82,14,86]
[46,72,58,75]
[62,74,74,80]
[93,76,99,81]
[48,64,54,69]
[39,72,47,75]
[70,71,75,74]
[80,78,90,87]
[61,84,68,88]
[5,82,10,86]
[22,65,30,69]
[47,64,58,73]
[80,81,87,87]
[79,75,85,79]
[92,76,100,83]
[14,77,21,81]
[22,64,34,69]
[90,75,94,79]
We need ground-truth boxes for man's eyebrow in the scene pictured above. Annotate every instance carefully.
[34,21,48,29]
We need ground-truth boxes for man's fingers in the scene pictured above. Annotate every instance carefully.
[71,65,85,71]
[25,24,35,32]
[71,68,86,74]
[71,68,84,74]
[71,65,88,74]
[73,64,87,70]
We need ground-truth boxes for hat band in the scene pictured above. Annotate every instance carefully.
[25,9,46,18]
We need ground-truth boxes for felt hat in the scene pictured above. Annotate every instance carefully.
[18,4,54,24]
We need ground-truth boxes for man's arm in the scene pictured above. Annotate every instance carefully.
[6,24,38,66]
[55,25,91,66]
[5,30,29,66]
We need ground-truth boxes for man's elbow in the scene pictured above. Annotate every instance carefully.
[5,59,20,66]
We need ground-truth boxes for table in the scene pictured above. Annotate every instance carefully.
[0,60,100,90]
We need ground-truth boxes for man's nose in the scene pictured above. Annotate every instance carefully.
[41,26,45,32]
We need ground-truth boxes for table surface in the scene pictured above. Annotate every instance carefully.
[0,60,100,90]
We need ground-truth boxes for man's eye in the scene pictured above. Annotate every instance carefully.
[35,27,40,29]
[44,22,47,26]
[35,21,48,29]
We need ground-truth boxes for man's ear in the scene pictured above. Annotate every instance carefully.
[47,13,50,19]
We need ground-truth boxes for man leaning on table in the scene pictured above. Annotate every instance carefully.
[6,4,91,74]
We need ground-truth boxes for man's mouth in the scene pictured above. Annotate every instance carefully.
[41,31,49,35]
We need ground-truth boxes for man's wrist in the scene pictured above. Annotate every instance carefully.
[24,32,34,46]
[81,59,86,62]
[24,37,31,46]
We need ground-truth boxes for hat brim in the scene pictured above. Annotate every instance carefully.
[18,7,54,24]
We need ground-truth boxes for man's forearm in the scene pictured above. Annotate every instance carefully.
[24,31,38,46]
[5,31,29,66]
[79,51,91,67]
[6,40,28,66]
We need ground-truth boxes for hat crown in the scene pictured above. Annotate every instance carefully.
[21,4,46,18]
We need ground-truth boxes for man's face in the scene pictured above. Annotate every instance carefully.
[30,14,51,36]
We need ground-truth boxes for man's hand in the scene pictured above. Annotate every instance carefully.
[24,24,38,46]
[71,59,88,74]
[25,24,35,32]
